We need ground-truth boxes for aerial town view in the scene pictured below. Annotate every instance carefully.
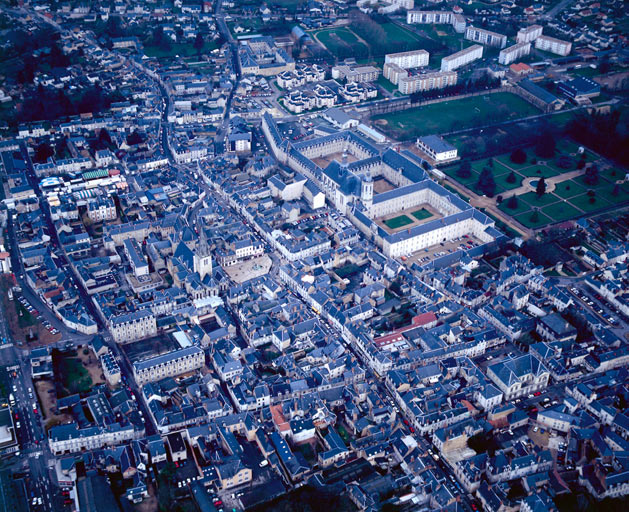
[0,0,627,511]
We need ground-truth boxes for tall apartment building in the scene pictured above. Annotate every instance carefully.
[383,63,409,85]
[441,45,483,72]
[385,49,429,69]
[398,71,458,94]
[407,10,466,33]
[133,346,205,386]
[465,26,507,48]
[517,25,543,43]
[499,42,531,66]
[535,35,572,56]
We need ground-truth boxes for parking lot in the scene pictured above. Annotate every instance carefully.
[405,234,484,268]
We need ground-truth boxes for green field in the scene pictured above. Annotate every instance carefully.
[144,41,218,59]
[411,208,433,221]
[312,27,368,57]
[384,214,414,229]
[372,93,540,139]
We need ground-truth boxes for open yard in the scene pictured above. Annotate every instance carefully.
[52,348,103,397]
[372,93,540,140]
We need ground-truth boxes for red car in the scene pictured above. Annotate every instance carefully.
[534,392,541,396]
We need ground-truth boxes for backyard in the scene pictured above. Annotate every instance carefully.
[372,93,540,140]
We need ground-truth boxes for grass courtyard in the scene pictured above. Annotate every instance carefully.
[384,214,414,229]
[372,93,540,140]
[411,208,434,221]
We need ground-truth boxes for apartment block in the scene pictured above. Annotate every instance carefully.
[109,309,157,344]
[535,35,572,56]
[517,25,543,43]
[331,65,380,83]
[465,26,507,49]
[441,45,483,72]
[499,42,531,66]
[398,71,457,94]
[384,49,429,69]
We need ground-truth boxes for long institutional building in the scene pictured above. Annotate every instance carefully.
[133,346,205,386]
[262,113,501,259]
[398,71,458,94]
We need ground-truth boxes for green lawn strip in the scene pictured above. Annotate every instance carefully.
[384,215,414,229]
[494,171,522,193]
[569,192,613,213]
[496,152,532,170]
[600,168,625,184]
[518,164,561,178]
[443,166,480,188]
[520,191,561,209]
[540,201,583,222]
[411,208,433,221]
[553,179,588,199]
[596,182,629,205]
[377,75,397,93]
[16,301,36,328]
[372,92,539,138]
[498,198,532,217]
[515,210,553,229]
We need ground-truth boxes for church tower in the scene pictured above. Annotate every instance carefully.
[193,227,212,280]
[361,174,373,211]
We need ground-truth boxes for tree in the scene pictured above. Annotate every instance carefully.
[506,171,517,183]
[536,177,546,198]
[612,184,620,197]
[534,131,556,158]
[507,195,518,209]
[584,164,599,186]
[457,160,471,178]
[510,148,526,164]
[477,167,496,197]
[576,159,585,169]
[34,142,54,163]
[530,209,540,223]
[193,32,204,52]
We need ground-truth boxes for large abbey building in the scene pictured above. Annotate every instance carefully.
[262,113,502,259]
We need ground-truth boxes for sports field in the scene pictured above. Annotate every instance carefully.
[311,27,368,57]
[372,93,540,139]
[384,214,414,229]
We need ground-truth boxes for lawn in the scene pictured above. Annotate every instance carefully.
[411,208,433,221]
[372,92,540,139]
[541,201,583,222]
[517,164,561,179]
[499,197,532,217]
[377,75,397,93]
[515,210,552,229]
[570,193,612,213]
[384,214,414,229]
[553,180,588,199]
[58,356,92,396]
[519,191,560,208]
